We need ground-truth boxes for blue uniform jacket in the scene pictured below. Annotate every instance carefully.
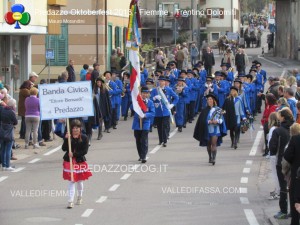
[108,81,118,108]
[151,86,179,117]
[132,99,155,130]
[115,79,123,105]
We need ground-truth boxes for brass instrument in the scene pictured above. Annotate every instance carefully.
[121,80,130,97]
[103,79,113,91]
[227,67,233,72]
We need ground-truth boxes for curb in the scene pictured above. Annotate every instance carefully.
[269,216,279,225]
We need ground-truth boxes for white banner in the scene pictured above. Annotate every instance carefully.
[39,81,94,120]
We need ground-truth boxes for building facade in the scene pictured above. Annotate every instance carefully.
[0,0,49,99]
[31,0,131,81]
[199,0,240,45]
[139,0,198,46]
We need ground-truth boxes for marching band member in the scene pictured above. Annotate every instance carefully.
[193,94,227,165]
[93,77,112,139]
[121,72,132,121]
[256,62,267,86]
[192,68,202,114]
[220,63,234,84]
[214,71,230,107]
[151,76,179,147]
[132,86,155,163]
[112,71,123,127]
[140,66,149,87]
[245,74,256,115]
[164,67,176,88]
[168,61,180,78]
[174,77,188,132]
[196,61,207,84]
[187,69,198,123]
[104,71,118,131]
[233,78,250,115]
[62,119,92,209]
[252,66,264,114]
[146,78,155,132]
[223,87,246,149]
[201,76,218,111]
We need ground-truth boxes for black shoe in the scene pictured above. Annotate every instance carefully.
[153,125,157,128]
[158,142,163,145]
[124,116,127,121]
[106,129,111,133]
[178,127,182,132]
[141,159,147,163]
[138,158,142,161]
[231,143,234,148]
[234,145,237,149]
[163,143,167,147]
[113,126,117,129]
[149,128,152,132]
[19,136,25,139]
[262,152,268,157]
[183,124,186,128]
[97,134,103,140]
[188,120,192,123]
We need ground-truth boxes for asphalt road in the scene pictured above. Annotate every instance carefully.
[0,35,290,225]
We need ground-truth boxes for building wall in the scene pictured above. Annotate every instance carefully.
[200,0,240,44]
[32,0,132,80]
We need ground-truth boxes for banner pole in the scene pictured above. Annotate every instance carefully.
[66,118,74,182]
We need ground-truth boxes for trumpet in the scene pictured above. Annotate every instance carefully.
[121,80,130,97]
[103,80,112,91]
[227,67,234,72]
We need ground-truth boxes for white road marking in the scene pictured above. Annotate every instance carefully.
[241,177,249,184]
[249,131,263,156]
[109,184,120,192]
[81,209,94,218]
[244,209,260,225]
[243,168,251,174]
[259,125,263,129]
[258,55,283,68]
[246,160,253,165]
[120,174,131,180]
[280,68,286,78]
[169,128,178,138]
[11,167,25,173]
[240,197,250,204]
[28,158,41,164]
[150,145,161,154]
[96,196,107,203]
[146,156,150,160]
[0,176,8,183]
[44,145,62,156]
[239,187,248,194]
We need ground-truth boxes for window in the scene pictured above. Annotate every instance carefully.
[211,32,220,42]
[115,26,122,48]
[45,23,68,66]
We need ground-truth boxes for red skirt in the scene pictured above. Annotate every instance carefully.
[63,160,92,182]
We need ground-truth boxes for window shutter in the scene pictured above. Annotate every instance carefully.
[206,8,211,19]
[234,9,236,20]
[220,8,224,19]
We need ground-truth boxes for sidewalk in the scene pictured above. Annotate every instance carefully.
[12,122,63,162]
[258,157,291,225]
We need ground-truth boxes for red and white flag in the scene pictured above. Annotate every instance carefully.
[127,0,147,117]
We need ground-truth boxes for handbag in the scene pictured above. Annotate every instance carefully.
[0,122,14,142]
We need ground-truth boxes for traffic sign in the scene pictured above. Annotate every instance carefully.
[46,49,54,60]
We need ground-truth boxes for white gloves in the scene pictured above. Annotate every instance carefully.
[168,104,174,110]
[140,113,145,118]
[154,95,162,101]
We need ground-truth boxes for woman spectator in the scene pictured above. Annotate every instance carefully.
[24,87,40,149]
[261,93,278,156]
[18,80,32,139]
[0,99,18,171]
[269,108,294,219]
[287,76,297,96]
[267,112,280,200]
[276,97,289,112]
[284,122,300,225]
[85,67,93,81]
